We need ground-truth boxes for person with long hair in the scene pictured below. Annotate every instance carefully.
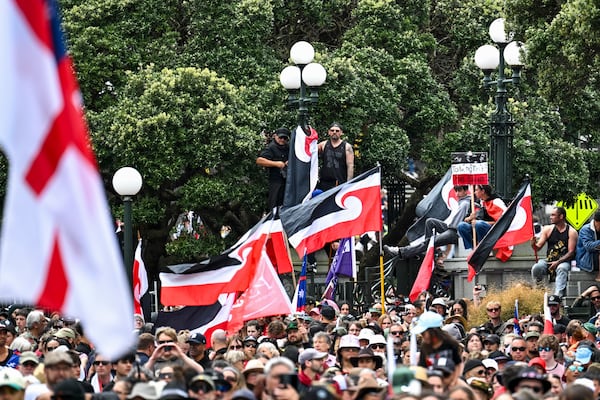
[415,312,464,386]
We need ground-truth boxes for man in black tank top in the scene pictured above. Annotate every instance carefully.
[317,122,354,191]
[531,206,578,296]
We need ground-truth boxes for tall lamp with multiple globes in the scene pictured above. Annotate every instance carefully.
[112,166,143,286]
[474,18,526,200]
[279,41,327,130]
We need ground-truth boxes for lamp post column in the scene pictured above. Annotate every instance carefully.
[123,195,134,286]
[489,42,515,200]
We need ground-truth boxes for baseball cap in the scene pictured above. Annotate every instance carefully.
[275,128,290,139]
[187,332,207,345]
[0,368,26,391]
[44,351,74,367]
[243,336,258,344]
[286,321,299,332]
[489,350,510,363]
[548,295,561,305]
[482,359,498,371]
[412,311,443,334]
[0,320,10,331]
[529,357,546,371]
[55,327,76,339]
[299,349,328,364]
[524,331,540,340]
[483,334,501,345]
[464,359,484,374]
[18,351,39,365]
[576,346,594,364]
[127,382,159,400]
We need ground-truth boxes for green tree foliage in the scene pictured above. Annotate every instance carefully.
[7,0,590,273]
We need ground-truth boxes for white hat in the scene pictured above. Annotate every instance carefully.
[412,311,443,334]
[482,359,498,371]
[369,334,387,346]
[358,328,375,341]
[431,298,447,307]
[0,368,26,391]
[338,335,361,349]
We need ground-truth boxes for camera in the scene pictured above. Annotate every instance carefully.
[164,345,173,351]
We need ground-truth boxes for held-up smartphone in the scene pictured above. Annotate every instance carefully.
[279,373,298,389]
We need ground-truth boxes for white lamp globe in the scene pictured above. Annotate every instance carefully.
[302,63,327,87]
[474,45,500,70]
[290,41,315,64]
[504,41,526,66]
[489,18,508,43]
[280,66,302,89]
[113,167,142,196]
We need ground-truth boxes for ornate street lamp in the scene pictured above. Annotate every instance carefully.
[475,18,526,200]
[112,167,143,286]
[279,41,327,130]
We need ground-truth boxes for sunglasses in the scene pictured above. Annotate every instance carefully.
[244,343,257,348]
[370,344,386,349]
[158,373,173,379]
[390,331,403,336]
[591,296,600,301]
[475,369,486,376]
[487,308,500,312]
[46,346,57,352]
[569,365,584,372]
[190,384,212,393]
[519,385,543,393]
[538,347,552,352]
[94,361,110,366]
[512,346,526,352]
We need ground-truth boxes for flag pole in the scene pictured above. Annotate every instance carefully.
[377,164,385,314]
[379,231,385,314]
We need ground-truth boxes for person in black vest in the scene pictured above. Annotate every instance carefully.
[317,122,354,191]
[531,206,578,296]
[256,128,289,211]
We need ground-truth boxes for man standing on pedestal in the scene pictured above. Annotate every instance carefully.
[317,122,354,191]
[256,128,290,211]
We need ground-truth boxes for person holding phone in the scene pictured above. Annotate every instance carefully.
[144,327,204,376]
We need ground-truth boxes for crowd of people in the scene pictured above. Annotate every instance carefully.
[2,289,600,400]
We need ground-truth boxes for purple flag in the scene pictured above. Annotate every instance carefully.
[325,237,356,287]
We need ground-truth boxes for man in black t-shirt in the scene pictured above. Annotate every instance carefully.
[256,128,289,210]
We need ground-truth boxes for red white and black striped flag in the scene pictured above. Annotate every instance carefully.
[467,180,533,281]
[281,167,382,258]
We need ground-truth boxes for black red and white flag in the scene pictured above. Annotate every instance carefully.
[406,168,455,242]
[409,233,436,302]
[160,213,290,306]
[280,167,382,258]
[283,125,318,207]
[467,181,533,281]
[155,293,235,346]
